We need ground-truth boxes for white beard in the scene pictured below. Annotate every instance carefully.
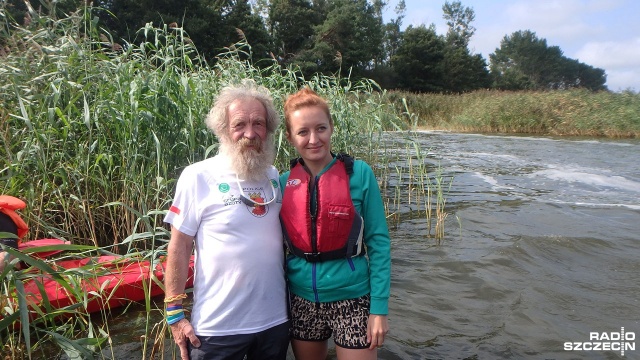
[219,135,276,181]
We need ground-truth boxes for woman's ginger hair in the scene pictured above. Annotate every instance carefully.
[283,87,332,134]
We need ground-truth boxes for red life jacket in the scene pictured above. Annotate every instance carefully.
[0,195,29,240]
[280,154,364,262]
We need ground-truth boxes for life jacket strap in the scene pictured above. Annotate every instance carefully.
[288,246,364,263]
[334,153,354,175]
[289,157,301,169]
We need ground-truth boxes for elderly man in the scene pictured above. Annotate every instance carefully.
[163,80,289,360]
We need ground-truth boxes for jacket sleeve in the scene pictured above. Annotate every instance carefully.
[279,171,291,196]
[354,161,391,315]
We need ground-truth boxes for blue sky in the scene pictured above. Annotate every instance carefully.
[383,0,640,91]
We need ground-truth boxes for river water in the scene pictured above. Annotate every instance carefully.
[100,132,639,360]
[380,131,640,360]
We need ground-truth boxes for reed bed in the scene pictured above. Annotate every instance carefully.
[0,11,447,249]
[1,8,453,358]
[376,136,453,244]
[385,89,640,138]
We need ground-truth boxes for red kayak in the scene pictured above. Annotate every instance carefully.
[20,255,196,316]
[18,238,69,259]
[4,240,195,321]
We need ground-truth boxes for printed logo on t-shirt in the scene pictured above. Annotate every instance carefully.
[287,179,301,187]
[223,195,243,206]
[218,183,230,193]
[244,192,268,218]
[270,179,278,189]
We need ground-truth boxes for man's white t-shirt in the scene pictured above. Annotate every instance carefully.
[164,155,288,336]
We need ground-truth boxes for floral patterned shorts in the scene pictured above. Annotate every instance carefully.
[290,293,371,349]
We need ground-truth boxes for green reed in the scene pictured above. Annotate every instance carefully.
[377,137,453,243]
[1,6,221,246]
[1,7,455,358]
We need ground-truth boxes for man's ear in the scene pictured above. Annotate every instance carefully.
[285,132,291,143]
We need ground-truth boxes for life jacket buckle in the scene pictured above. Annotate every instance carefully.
[303,252,322,263]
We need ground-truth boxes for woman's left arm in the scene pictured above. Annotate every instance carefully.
[354,161,391,315]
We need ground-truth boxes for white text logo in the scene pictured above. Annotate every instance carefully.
[564,328,635,356]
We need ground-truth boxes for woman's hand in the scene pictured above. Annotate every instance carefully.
[367,314,389,350]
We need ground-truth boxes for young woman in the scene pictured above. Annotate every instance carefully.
[280,88,391,360]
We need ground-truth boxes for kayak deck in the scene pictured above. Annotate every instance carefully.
[3,240,195,321]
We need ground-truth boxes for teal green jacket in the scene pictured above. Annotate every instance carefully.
[279,157,391,315]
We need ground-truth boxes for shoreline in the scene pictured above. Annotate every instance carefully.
[411,127,640,139]
[382,89,640,139]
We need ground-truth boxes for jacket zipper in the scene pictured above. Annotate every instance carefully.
[311,175,320,304]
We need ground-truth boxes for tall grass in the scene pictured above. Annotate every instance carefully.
[385,89,640,138]
[1,10,215,246]
[0,7,453,359]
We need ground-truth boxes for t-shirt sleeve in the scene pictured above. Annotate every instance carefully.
[164,166,200,236]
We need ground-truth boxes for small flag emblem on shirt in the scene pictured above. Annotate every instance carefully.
[169,205,181,215]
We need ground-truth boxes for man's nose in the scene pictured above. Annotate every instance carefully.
[244,125,256,139]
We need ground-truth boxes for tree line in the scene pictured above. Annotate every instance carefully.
[1,0,608,92]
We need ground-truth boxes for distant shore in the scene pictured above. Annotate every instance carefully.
[383,89,640,138]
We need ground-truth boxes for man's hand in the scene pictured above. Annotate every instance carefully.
[170,319,201,359]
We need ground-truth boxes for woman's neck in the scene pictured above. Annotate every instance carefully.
[303,155,333,178]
